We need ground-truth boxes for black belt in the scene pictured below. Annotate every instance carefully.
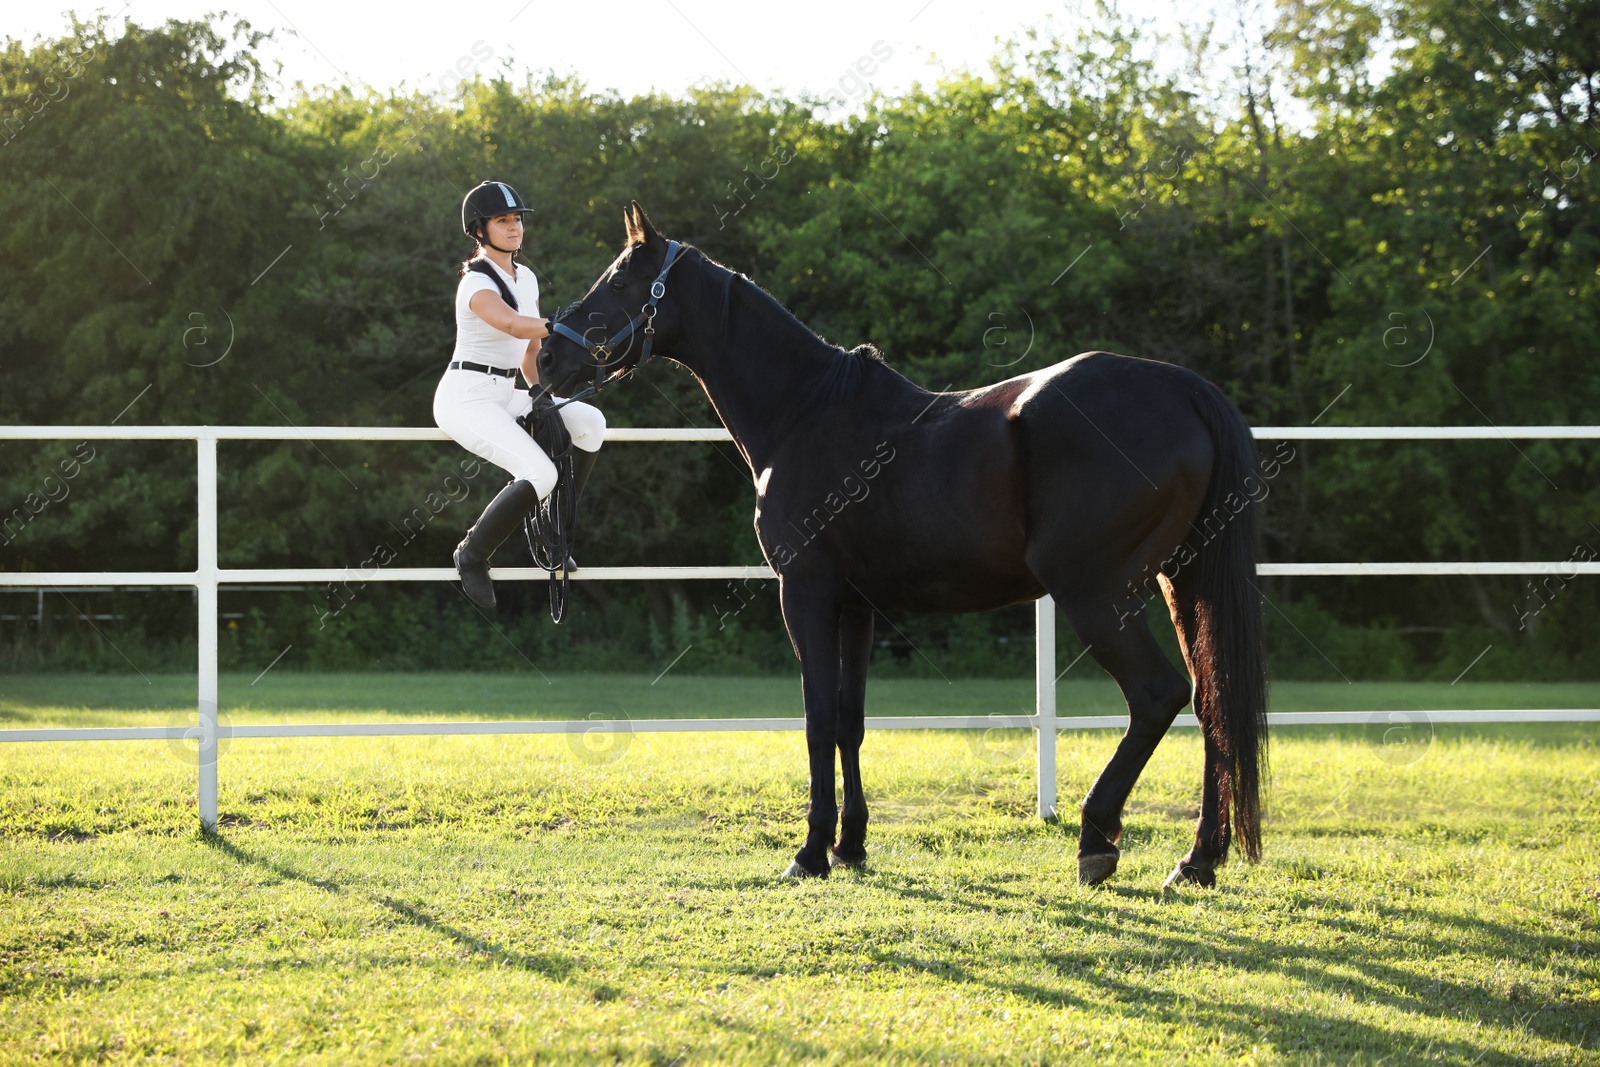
[449,360,517,378]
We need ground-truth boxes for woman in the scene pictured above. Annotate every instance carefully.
[433,180,605,610]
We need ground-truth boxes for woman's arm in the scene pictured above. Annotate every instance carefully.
[468,290,551,342]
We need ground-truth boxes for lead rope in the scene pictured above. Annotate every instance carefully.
[518,389,579,624]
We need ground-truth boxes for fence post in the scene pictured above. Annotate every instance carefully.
[1035,594,1056,819]
[197,432,219,832]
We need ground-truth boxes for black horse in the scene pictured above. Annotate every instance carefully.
[539,203,1268,888]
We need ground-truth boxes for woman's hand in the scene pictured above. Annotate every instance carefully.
[469,290,552,341]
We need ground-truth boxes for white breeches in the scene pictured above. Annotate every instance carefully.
[432,368,605,500]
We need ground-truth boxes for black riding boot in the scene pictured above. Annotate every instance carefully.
[454,479,541,609]
[562,448,599,572]
[571,446,598,504]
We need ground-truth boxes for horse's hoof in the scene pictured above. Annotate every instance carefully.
[829,847,866,870]
[1162,860,1216,891]
[781,858,829,879]
[1078,848,1120,886]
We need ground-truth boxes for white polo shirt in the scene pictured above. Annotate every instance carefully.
[452,255,541,370]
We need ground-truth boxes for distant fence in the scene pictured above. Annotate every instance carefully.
[2,423,1597,831]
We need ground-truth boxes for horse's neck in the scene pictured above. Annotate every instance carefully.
[673,263,836,476]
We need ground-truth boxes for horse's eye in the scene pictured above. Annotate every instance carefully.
[608,275,629,292]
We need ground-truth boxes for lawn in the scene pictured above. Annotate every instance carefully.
[1,671,1597,726]
[0,675,1596,1064]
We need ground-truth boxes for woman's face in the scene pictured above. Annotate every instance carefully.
[485,212,524,250]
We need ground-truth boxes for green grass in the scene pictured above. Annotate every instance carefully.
[0,677,1597,1064]
[1,672,1597,727]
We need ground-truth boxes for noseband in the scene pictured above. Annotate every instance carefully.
[546,240,685,403]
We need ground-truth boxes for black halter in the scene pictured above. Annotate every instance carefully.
[546,240,685,403]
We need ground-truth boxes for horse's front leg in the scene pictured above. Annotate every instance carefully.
[832,605,875,868]
[779,578,842,879]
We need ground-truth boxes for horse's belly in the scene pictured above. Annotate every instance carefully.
[846,552,1046,613]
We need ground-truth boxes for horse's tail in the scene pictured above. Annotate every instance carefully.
[1172,382,1269,861]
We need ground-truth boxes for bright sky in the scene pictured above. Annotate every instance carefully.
[7,0,1254,105]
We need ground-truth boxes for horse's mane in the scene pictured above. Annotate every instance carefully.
[810,345,887,406]
[690,246,885,406]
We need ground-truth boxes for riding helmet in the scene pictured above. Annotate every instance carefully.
[461,180,533,238]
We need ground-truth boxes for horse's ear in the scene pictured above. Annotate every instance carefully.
[624,200,660,248]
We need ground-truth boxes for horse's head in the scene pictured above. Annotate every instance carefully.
[537,201,689,396]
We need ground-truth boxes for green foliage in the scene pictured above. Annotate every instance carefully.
[1,6,1596,679]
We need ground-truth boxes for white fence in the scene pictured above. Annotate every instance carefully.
[2,423,1597,831]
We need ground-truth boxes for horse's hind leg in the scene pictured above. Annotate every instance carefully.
[1055,587,1193,886]
[1162,736,1229,889]
[832,605,874,868]
[1164,588,1230,889]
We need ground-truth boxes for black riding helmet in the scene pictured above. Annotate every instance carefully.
[461,180,533,252]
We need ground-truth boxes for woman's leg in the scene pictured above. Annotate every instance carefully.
[434,372,559,497]
[434,371,559,608]
[503,394,606,570]
[555,399,606,454]
[556,398,604,518]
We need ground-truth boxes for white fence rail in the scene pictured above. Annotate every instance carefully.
[1,424,1597,831]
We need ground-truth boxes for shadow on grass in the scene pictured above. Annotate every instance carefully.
[838,857,1587,1062]
[200,832,574,978]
